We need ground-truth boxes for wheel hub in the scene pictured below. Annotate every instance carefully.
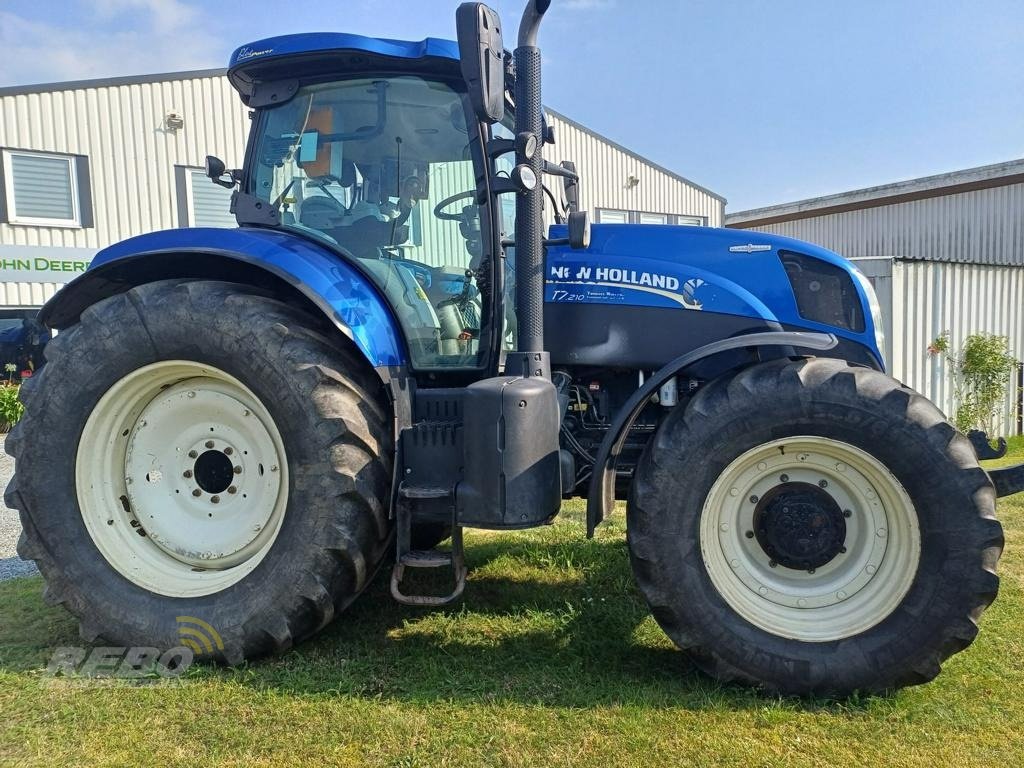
[193,449,235,494]
[754,482,846,570]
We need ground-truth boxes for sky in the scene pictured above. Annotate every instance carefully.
[0,0,1021,211]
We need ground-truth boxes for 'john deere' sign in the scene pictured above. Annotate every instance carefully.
[0,245,98,284]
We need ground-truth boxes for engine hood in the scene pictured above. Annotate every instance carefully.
[545,223,881,356]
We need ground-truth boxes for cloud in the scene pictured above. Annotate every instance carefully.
[0,1,223,87]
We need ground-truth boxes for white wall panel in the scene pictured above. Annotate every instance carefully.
[888,260,1024,435]
[0,72,249,250]
[546,111,724,227]
[0,281,61,308]
[741,181,1024,266]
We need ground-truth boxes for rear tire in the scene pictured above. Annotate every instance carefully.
[628,358,1003,696]
[7,280,393,663]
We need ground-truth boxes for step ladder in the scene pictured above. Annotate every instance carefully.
[390,483,467,607]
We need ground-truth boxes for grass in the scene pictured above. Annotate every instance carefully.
[1,445,1023,766]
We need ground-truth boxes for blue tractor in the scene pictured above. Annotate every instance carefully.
[9,1,1008,696]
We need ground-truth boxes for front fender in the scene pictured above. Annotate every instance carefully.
[585,331,838,536]
[40,227,406,369]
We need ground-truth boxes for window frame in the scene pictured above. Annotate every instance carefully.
[595,208,630,224]
[176,165,237,229]
[1,148,87,228]
[596,207,706,226]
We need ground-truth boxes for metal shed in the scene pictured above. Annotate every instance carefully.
[0,68,724,308]
[726,160,1024,434]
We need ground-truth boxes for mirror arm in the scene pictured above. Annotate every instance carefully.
[486,137,516,158]
[540,160,577,181]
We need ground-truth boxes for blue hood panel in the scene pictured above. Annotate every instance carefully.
[546,223,882,357]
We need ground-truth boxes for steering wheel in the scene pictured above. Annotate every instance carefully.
[434,190,477,221]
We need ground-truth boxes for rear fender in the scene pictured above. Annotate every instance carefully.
[40,227,407,372]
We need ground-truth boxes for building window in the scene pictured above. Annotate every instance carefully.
[639,212,669,225]
[675,215,704,226]
[176,166,236,228]
[596,208,629,224]
[1,149,92,228]
[596,208,705,226]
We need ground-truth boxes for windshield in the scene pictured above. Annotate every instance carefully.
[249,75,486,369]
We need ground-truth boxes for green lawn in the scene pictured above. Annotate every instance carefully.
[2,445,1023,767]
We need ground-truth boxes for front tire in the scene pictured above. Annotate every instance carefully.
[8,280,393,663]
[628,358,1003,696]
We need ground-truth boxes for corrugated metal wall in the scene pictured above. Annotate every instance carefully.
[0,282,60,308]
[0,71,723,306]
[740,181,1024,265]
[546,111,724,226]
[0,72,249,250]
[888,260,1023,435]
[850,258,1023,435]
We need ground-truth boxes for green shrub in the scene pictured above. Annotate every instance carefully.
[0,384,24,432]
[931,332,1018,434]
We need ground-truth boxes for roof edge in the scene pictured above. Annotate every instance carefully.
[0,68,229,98]
[726,158,1024,228]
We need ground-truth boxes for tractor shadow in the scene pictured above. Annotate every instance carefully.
[232,534,883,712]
[0,533,882,712]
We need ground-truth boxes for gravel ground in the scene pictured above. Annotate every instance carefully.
[0,435,38,580]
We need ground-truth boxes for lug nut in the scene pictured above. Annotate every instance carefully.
[205,440,215,449]
[780,474,789,483]
[748,495,758,504]
[228,486,237,494]
[769,560,778,568]
[843,509,853,518]
[211,495,220,504]
[233,465,242,475]
[839,546,847,554]
[745,530,754,539]
[808,568,816,574]
[183,470,193,479]
[818,479,828,488]
[192,489,202,497]
[224,447,233,456]
[188,450,198,459]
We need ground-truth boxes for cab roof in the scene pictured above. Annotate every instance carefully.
[227,33,461,102]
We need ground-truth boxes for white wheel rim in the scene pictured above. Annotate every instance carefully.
[77,361,289,597]
[699,436,920,641]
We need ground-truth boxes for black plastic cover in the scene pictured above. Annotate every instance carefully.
[456,3,505,123]
[780,250,865,333]
[457,376,562,527]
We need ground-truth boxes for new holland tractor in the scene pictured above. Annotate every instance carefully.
[8,0,1012,696]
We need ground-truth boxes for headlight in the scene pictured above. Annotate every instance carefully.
[851,267,886,368]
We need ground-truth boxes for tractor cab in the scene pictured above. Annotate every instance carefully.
[222,32,547,375]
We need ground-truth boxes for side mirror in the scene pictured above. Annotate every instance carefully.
[456,3,505,124]
[568,210,591,250]
[205,155,235,189]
